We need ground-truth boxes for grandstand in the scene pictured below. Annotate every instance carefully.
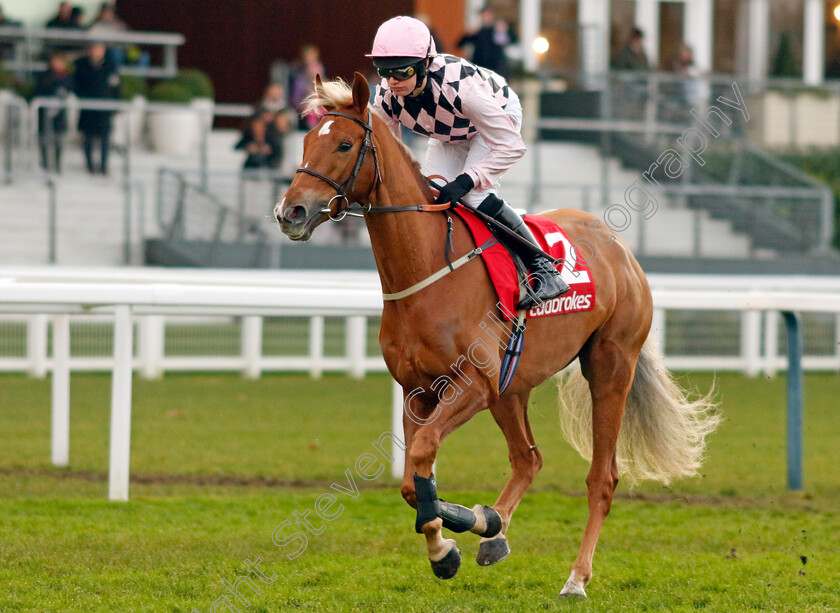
[1,1,838,275]
[2,4,840,608]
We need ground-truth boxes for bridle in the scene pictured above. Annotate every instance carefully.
[295,110,381,222]
[288,106,557,304]
[294,109,452,221]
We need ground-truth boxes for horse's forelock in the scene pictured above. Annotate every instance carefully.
[303,78,353,115]
[303,79,430,195]
[303,80,423,175]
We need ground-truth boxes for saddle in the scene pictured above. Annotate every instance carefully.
[450,207,596,321]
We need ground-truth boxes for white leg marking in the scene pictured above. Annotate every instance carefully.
[469,504,487,535]
[421,517,456,562]
[425,531,457,562]
[559,569,587,597]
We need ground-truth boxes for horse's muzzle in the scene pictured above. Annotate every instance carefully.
[276,202,319,241]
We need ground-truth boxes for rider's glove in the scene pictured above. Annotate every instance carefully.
[435,173,475,206]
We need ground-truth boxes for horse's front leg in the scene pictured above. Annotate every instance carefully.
[398,387,432,509]
[409,389,499,579]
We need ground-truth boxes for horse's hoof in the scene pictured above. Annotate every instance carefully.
[476,534,510,566]
[559,571,587,598]
[430,542,461,580]
[559,584,587,598]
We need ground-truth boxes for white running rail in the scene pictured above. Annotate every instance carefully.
[0,267,839,499]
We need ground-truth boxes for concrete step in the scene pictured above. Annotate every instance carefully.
[0,131,760,266]
[585,207,751,258]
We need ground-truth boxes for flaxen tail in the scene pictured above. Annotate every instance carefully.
[556,338,720,485]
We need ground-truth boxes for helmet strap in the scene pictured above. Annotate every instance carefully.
[408,60,429,97]
[414,34,432,80]
[414,58,428,81]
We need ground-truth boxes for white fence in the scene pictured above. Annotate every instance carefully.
[1,267,840,500]
[2,269,840,378]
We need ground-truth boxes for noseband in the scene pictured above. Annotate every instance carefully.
[295,110,381,221]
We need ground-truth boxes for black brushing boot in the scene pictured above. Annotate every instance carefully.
[477,195,570,309]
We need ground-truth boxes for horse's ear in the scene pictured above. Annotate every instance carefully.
[314,73,337,111]
[350,71,370,114]
[314,73,325,98]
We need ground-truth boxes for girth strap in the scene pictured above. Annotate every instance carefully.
[382,237,498,301]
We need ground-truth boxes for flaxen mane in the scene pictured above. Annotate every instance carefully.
[303,78,427,183]
[303,78,353,115]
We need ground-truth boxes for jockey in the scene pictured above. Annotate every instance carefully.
[368,15,569,309]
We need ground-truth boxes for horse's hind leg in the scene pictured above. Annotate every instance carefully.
[477,390,543,566]
[560,336,637,598]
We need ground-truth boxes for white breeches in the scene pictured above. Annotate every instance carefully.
[421,94,523,208]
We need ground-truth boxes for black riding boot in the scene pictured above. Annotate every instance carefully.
[477,195,570,309]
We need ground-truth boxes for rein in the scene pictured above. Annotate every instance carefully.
[292,102,528,392]
[296,111,451,218]
[294,114,551,302]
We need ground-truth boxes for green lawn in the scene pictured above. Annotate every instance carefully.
[1,372,839,611]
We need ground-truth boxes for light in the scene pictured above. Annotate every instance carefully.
[532,36,549,55]
[834,4,840,21]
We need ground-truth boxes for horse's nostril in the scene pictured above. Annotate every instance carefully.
[284,206,307,222]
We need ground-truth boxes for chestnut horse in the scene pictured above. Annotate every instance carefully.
[275,73,719,597]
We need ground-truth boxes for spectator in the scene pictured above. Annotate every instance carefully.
[288,43,327,130]
[456,6,515,77]
[669,43,708,108]
[90,2,127,31]
[74,43,119,175]
[258,83,294,136]
[670,44,693,74]
[70,6,86,28]
[235,113,283,170]
[0,4,23,61]
[45,2,79,29]
[44,2,85,55]
[89,2,128,65]
[415,13,444,54]
[826,49,840,80]
[260,83,286,114]
[612,27,649,71]
[35,52,73,173]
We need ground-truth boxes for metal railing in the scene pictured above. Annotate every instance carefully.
[513,117,834,257]
[26,97,251,180]
[527,71,836,256]
[0,90,26,183]
[1,79,835,263]
[44,175,146,265]
[0,25,185,78]
[1,95,256,266]
[604,70,840,148]
[156,168,272,266]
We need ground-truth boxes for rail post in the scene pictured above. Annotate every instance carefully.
[781,311,803,490]
[51,314,70,466]
[108,305,134,501]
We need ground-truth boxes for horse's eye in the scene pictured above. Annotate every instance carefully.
[337,141,353,153]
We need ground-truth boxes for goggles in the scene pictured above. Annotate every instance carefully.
[377,64,418,81]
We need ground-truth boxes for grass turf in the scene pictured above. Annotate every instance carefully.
[1,372,839,611]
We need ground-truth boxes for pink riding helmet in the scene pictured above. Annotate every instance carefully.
[366,16,437,62]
